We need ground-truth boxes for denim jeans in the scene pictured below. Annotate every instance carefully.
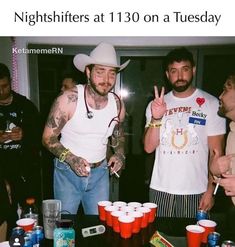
[54,158,109,215]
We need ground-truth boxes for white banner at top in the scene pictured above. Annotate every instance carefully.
[0,0,234,36]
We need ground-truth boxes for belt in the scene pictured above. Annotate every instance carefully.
[89,159,105,168]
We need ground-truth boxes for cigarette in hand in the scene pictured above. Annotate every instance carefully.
[113,170,120,178]
[213,178,221,195]
[110,161,120,178]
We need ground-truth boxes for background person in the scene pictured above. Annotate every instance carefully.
[211,72,235,196]
[0,63,41,236]
[144,48,226,220]
[60,72,77,92]
[210,72,235,241]
[42,43,129,215]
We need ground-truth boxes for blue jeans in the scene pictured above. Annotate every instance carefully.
[54,158,109,215]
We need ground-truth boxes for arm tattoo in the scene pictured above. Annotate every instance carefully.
[44,93,77,158]
[111,122,125,161]
[67,94,78,103]
[110,94,125,163]
[46,100,67,130]
[47,136,65,158]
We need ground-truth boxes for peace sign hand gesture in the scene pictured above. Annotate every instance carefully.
[151,85,167,120]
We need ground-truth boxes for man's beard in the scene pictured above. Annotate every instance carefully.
[89,80,114,96]
[171,79,192,92]
[217,105,226,118]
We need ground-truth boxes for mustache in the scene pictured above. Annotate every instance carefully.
[175,80,188,84]
[99,82,112,87]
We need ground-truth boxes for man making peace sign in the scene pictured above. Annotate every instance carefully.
[144,48,226,219]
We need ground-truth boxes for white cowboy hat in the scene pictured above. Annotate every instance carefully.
[73,42,130,72]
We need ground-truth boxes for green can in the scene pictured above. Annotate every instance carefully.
[53,219,75,247]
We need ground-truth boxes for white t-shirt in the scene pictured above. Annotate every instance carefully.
[145,89,226,194]
[61,85,118,163]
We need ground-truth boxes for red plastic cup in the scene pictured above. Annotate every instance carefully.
[127,202,142,210]
[186,225,205,247]
[113,201,127,210]
[128,211,143,234]
[111,210,125,233]
[97,201,112,221]
[120,206,135,214]
[104,205,119,227]
[118,215,135,239]
[198,219,216,243]
[16,218,35,232]
[136,207,150,228]
[142,202,157,223]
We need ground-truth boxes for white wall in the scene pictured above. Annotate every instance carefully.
[1,36,235,98]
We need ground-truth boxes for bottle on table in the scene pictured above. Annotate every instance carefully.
[54,219,75,247]
[23,197,39,226]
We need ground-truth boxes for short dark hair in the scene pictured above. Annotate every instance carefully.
[0,63,11,81]
[227,70,235,78]
[61,71,77,81]
[164,47,195,71]
[227,70,235,86]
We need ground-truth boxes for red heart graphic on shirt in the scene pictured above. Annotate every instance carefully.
[196,97,205,107]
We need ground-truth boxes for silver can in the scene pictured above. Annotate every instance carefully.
[221,240,235,247]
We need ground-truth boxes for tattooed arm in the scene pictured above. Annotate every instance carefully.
[108,96,126,175]
[42,89,89,176]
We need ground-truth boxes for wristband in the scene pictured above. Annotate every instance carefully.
[148,122,162,128]
[152,116,163,121]
[59,148,70,162]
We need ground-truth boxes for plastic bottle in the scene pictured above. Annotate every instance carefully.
[23,197,39,226]
[53,219,75,247]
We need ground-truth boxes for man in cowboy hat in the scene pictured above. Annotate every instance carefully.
[42,42,129,215]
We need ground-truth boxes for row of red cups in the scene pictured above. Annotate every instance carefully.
[97,201,157,238]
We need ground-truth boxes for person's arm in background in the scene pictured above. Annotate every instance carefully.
[211,149,235,196]
[210,149,233,176]
[219,174,235,196]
